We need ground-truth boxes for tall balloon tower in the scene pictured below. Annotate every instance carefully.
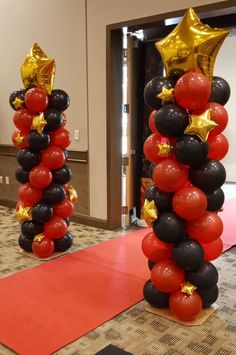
[142,8,230,321]
[10,44,78,259]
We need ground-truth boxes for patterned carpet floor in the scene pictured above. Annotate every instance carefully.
[0,205,236,355]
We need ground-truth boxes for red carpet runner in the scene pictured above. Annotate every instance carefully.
[0,198,235,354]
[0,229,149,355]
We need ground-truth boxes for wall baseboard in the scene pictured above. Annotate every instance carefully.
[0,198,109,230]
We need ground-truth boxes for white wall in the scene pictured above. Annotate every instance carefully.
[215,30,236,182]
[0,0,88,151]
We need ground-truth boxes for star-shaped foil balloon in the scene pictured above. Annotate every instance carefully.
[158,141,172,158]
[156,8,228,79]
[15,133,25,146]
[143,199,158,226]
[21,43,55,94]
[181,282,197,296]
[31,112,47,134]
[157,87,174,103]
[67,185,78,204]
[34,234,45,242]
[184,109,218,141]
[16,205,32,224]
[12,97,24,110]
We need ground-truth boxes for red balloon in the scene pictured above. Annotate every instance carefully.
[187,211,223,243]
[44,216,68,239]
[152,159,188,192]
[151,259,185,293]
[25,88,49,113]
[143,133,171,164]
[148,110,158,133]
[12,129,29,149]
[13,109,34,130]
[200,238,223,261]
[53,198,74,218]
[208,134,229,160]
[169,290,202,321]
[41,145,65,169]
[50,128,72,149]
[32,237,55,258]
[29,165,52,189]
[142,232,172,262]
[175,72,211,110]
[194,102,228,137]
[173,186,207,220]
[18,183,43,206]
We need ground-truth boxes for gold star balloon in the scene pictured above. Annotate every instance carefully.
[15,133,25,146]
[67,185,78,204]
[34,234,45,242]
[157,87,174,103]
[12,97,24,110]
[181,282,197,296]
[16,205,32,224]
[185,109,218,141]
[143,199,158,226]
[157,141,172,158]
[31,112,47,134]
[156,8,228,79]
[21,43,55,94]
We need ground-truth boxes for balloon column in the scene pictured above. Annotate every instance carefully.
[10,43,78,258]
[142,9,229,322]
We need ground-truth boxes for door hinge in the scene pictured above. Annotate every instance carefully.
[123,104,129,113]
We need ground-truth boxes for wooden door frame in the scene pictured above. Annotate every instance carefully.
[106,0,236,230]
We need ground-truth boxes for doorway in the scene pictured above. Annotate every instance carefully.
[106,1,236,230]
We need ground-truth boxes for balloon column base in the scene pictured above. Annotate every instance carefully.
[144,302,218,326]
[19,248,70,261]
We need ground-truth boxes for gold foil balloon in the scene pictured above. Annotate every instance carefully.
[156,8,228,80]
[21,43,55,94]
[143,199,158,226]
[185,109,218,141]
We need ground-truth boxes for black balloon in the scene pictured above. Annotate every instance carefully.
[64,149,69,161]
[64,217,70,227]
[144,76,175,110]
[15,167,29,183]
[186,261,218,289]
[145,184,172,212]
[154,104,188,138]
[28,131,50,151]
[21,220,43,239]
[32,202,53,223]
[44,109,63,131]
[49,89,70,112]
[168,68,185,82]
[148,259,156,270]
[172,239,204,271]
[153,212,186,243]
[208,76,231,106]
[149,163,156,179]
[143,280,169,308]
[9,88,26,110]
[43,183,66,204]
[18,233,33,252]
[198,285,219,308]
[174,135,209,166]
[54,232,73,252]
[189,159,226,193]
[17,148,40,171]
[206,188,225,212]
[52,165,72,184]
